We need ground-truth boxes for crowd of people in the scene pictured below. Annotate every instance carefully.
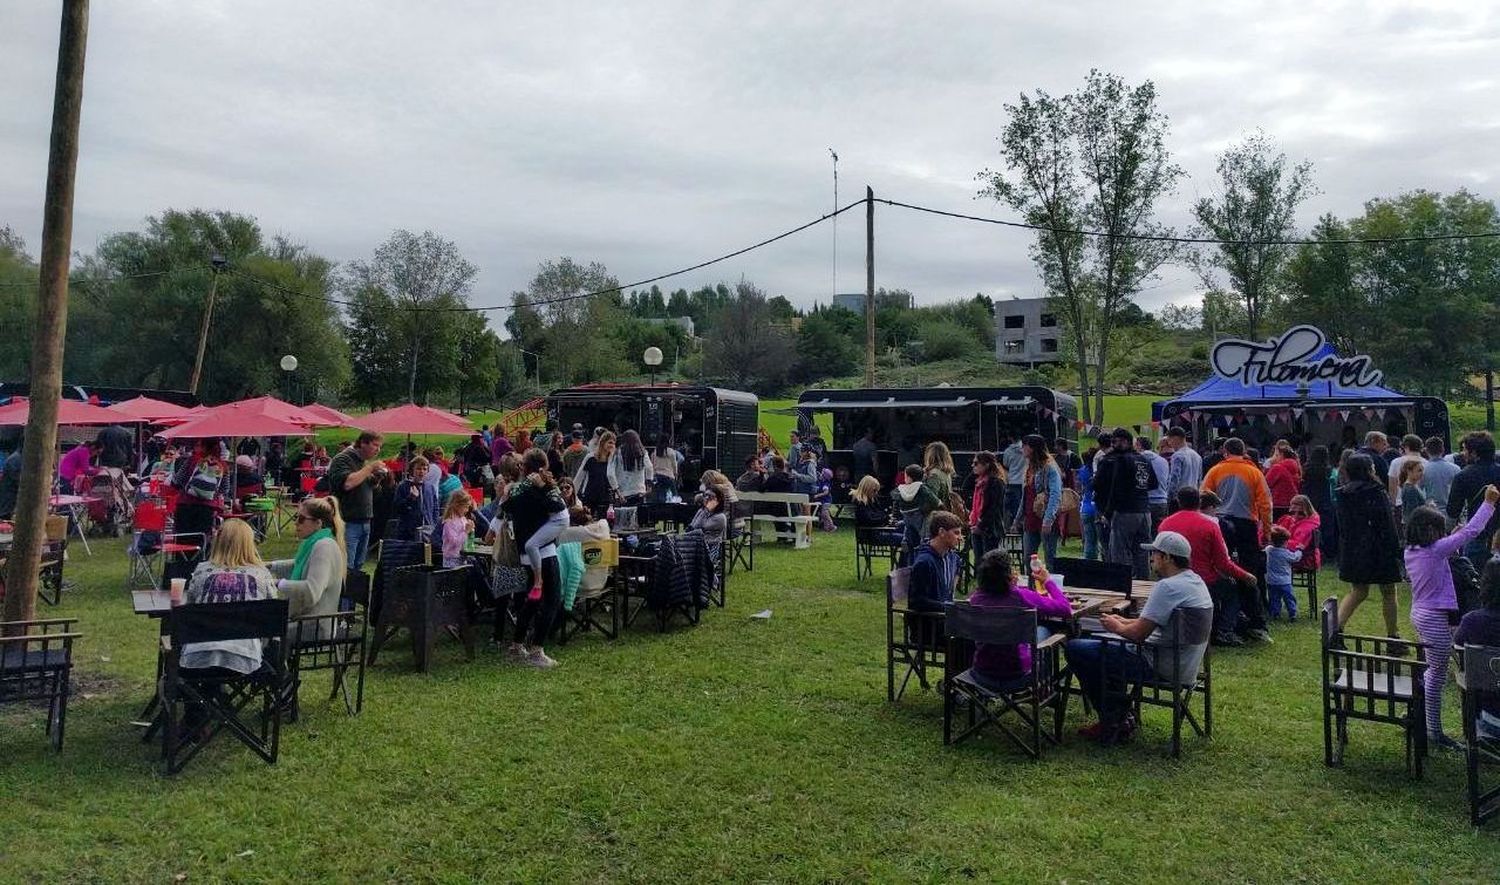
[831,422,1500,747]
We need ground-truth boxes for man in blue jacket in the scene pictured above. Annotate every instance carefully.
[910,511,964,615]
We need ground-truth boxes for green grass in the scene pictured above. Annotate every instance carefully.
[3,528,1498,882]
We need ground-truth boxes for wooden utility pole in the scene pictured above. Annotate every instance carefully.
[864,186,875,388]
[187,264,222,395]
[4,0,90,625]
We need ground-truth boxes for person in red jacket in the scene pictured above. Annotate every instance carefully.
[1274,494,1323,573]
[1264,443,1303,522]
[1160,486,1257,647]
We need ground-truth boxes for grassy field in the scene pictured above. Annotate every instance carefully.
[3,526,1498,882]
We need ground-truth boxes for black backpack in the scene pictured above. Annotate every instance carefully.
[1450,555,1482,615]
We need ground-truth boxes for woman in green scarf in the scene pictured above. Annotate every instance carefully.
[269,496,348,643]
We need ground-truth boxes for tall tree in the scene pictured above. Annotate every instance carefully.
[704,281,793,393]
[62,210,346,401]
[981,71,1181,423]
[343,230,477,403]
[1190,131,1315,339]
[508,257,625,386]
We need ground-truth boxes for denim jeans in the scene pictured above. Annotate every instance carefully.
[345,519,372,571]
[1064,637,1155,725]
[1210,578,1240,638]
[1106,511,1152,579]
[1082,515,1099,560]
[1004,485,1024,529]
[1266,582,1297,620]
[1023,529,1058,571]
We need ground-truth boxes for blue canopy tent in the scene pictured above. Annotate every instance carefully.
[1154,331,1449,453]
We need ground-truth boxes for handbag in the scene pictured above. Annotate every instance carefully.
[489,563,530,600]
[185,459,222,502]
[490,519,520,567]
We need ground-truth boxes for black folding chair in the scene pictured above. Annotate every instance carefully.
[1075,610,1214,758]
[37,514,71,606]
[1457,643,1500,825]
[1320,597,1429,777]
[725,501,755,574]
[855,526,901,581]
[886,567,944,702]
[0,617,81,751]
[1052,557,1133,596]
[942,603,1068,758]
[1294,529,1321,619]
[1001,532,1025,574]
[160,599,290,775]
[287,569,370,719]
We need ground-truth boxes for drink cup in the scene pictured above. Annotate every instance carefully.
[169,578,185,605]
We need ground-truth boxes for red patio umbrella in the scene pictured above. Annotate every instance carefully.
[196,395,332,428]
[106,395,195,423]
[300,403,356,427]
[357,403,474,435]
[0,397,137,426]
[156,412,317,440]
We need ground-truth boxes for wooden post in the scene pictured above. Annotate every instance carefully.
[4,0,90,625]
[864,186,875,388]
[187,265,222,395]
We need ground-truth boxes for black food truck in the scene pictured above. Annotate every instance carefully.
[545,384,759,490]
[791,386,1078,500]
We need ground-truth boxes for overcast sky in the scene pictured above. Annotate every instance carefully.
[2,1,1496,324]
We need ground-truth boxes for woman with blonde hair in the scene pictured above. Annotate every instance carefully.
[181,518,277,674]
[268,495,347,643]
[922,441,956,506]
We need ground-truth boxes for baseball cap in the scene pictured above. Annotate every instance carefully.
[1140,530,1191,559]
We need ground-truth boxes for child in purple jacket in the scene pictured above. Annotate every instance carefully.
[1403,483,1499,750]
[965,549,1072,692]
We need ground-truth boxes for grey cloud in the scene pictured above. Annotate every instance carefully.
[1,0,1496,326]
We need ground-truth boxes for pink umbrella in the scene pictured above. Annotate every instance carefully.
[199,395,332,427]
[301,403,356,427]
[0,396,137,426]
[357,403,474,436]
[107,395,195,423]
[156,412,316,440]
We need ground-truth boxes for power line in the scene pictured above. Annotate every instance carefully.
[874,197,1500,246]
[0,268,179,289]
[231,197,869,314]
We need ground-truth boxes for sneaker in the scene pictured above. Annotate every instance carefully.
[1077,721,1108,740]
[503,642,528,664]
[1246,628,1273,643]
[1212,632,1245,648]
[524,649,557,669]
[1386,636,1410,657]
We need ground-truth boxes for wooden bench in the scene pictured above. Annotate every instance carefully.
[738,491,815,549]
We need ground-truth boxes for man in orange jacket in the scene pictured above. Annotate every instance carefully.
[1202,437,1274,642]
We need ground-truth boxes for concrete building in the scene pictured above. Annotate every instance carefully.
[994,297,1062,365]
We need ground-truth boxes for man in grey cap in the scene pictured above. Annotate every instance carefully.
[1063,530,1214,744]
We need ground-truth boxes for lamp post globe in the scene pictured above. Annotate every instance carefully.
[643,346,664,386]
[280,354,299,372]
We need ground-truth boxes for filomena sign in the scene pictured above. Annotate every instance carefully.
[1210,325,1385,389]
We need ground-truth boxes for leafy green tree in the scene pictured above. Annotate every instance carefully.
[343,229,477,404]
[704,281,793,393]
[454,312,502,414]
[980,69,1183,423]
[1190,131,1315,338]
[63,210,347,402]
[0,227,37,380]
[508,257,626,386]
[794,306,861,382]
